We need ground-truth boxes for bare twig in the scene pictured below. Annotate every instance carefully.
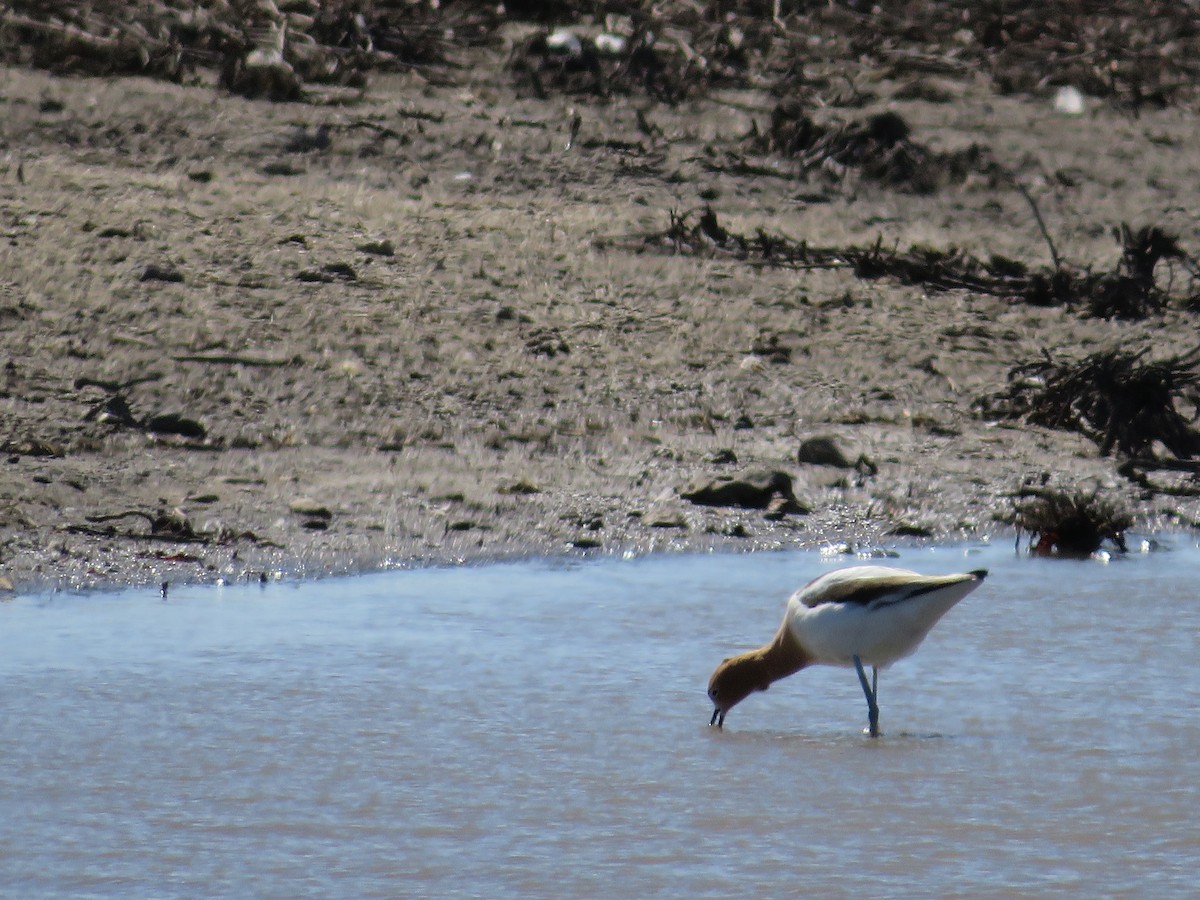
[1014,181,1062,270]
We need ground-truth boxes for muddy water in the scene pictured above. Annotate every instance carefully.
[2,543,1198,897]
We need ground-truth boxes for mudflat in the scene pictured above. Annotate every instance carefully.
[3,7,1199,591]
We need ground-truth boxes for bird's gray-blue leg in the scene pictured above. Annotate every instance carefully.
[853,655,881,737]
[873,666,881,735]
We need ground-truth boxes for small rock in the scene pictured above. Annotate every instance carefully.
[544,29,584,59]
[797,435,878,475]
[322,262,358,281]
[888,523,934,538]
[1053,86,1086,116]
[680,469,809,514]
[289,498,332,520]
[262,161,306,177]
[145,413,206,440]
[357,239,395,257]
[140,264,183,283]
[647,508,688,529]
[499,480,541,495]
[594,33,627,56]
[797,435,853,467]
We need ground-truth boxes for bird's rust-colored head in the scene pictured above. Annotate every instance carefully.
[707,651,771,727]
[707,627,809,728]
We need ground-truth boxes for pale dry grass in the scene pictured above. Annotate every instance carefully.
[2,57,1199,588]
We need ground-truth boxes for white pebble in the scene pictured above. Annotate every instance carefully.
[1053,86,1085,116]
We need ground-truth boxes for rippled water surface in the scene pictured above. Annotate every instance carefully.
[3,543,1200,897]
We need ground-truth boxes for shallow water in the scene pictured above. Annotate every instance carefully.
[2,542,1199,897]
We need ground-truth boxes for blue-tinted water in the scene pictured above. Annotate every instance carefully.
[2,542,1198,896]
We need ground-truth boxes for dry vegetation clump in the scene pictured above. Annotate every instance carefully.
[509,13,769,102]
[802,0,1200,112]
[626,209,1200,322]
[628,206,1015,278]
[6,2,1200,111]
[1010,487,1132,556]
[1020,224,1199,319]
[739,103,998,194]
[629,206,817,268]
[505,0,1200,111]
[520,1,1200,110]
[0,0,479,98]
[978,348,1200,460]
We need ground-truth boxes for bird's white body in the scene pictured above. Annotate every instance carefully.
[784,565,983,669]
[707,564,987,732]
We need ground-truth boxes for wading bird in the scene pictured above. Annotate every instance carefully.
[707,566,987,735]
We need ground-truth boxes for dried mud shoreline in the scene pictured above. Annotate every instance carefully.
[4,7,1200,592]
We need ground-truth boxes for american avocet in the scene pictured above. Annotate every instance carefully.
[707,566,987,735]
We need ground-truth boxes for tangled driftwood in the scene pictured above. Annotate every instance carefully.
[625,208,1200,321]
[1010,487,1131,556]
[734,104,998,194]
[980,347,1200,459]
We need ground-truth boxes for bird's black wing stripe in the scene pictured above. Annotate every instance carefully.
[868,576,972,609]
[868,580,950,609]
[804,578,917,609]
[804,571,983,610]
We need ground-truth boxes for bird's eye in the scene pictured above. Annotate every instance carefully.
[709,687,719,700]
